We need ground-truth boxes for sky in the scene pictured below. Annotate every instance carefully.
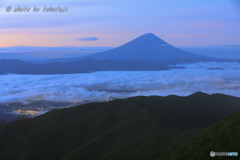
[0,0,239,47]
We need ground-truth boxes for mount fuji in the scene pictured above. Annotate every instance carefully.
[0,33,220,74]
[79,33,210,61]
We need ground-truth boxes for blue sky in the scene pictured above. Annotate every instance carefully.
[0,0,239,47]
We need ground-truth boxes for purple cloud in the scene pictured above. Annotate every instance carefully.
[76,37,99,41]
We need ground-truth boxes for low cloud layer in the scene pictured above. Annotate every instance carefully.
[1,62,240,104]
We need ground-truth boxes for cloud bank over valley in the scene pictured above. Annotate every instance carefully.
[1,62,240,104]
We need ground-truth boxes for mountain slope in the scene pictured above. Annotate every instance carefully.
[0,59,170,75]
[0,119,7,124]
[0,59,88,74]
[0,93,239,160]
[0,58,169,74]
[48,58,169,71]
[169,110,240,160]
[79,33,209,61]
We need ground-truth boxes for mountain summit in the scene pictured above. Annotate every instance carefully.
[122,33,168,46]
[80,33,206,61]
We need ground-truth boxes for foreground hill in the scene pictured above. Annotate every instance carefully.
[0,92,239,160]
[0,119,7,124]
[169,110,240,160]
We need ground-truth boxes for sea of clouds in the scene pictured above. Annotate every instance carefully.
[1,62,240,104]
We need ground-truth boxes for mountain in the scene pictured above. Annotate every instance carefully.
[0,34,237,75]
[0,46,112,62]
[0,58,169,74]
[0,59,88,74]
[169,110,240,160]
[0,92,239,160]
[79,33,211,61]
[47,58,169,71]
[0,119,7,124]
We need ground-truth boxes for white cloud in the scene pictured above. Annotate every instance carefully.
[1,62,240,104]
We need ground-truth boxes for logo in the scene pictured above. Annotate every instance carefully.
[210,151,238,157]
[210,151,216,157]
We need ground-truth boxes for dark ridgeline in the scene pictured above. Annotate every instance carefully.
[0,92,240,160]
[169,110,240,160]
[0,59,88,75]
[0,58,170,75]
[0,119,7,124]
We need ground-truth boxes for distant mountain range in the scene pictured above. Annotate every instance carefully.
[0,59,87,74]
[0,58,170,74]
[0,92,239,160]
[180,44,240,59]
[0,46,112,62]
[1,33,239,74]
[1,44,240,62]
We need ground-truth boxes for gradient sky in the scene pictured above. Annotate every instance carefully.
[0,0,240,47]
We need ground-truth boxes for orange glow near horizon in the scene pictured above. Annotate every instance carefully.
[0,32,136,47]
[1,32,239,48]
[0,25,216,47]
[0,0,239,48]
